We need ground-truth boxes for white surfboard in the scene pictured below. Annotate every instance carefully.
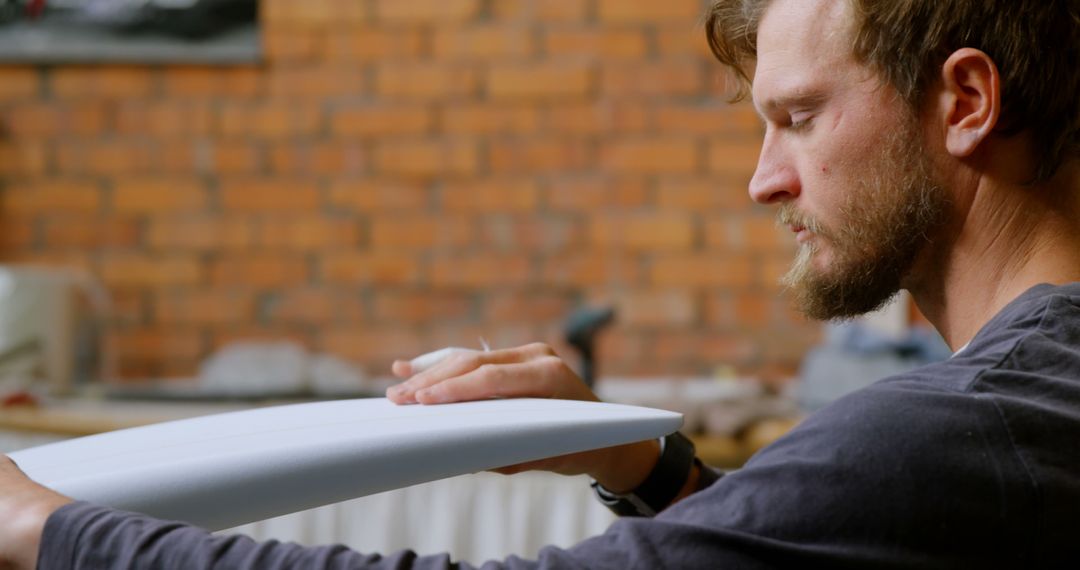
[9,398,681,531]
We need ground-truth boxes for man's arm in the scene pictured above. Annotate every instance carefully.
[0,456,72,570]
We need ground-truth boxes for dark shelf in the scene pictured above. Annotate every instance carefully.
[0,20,260,65]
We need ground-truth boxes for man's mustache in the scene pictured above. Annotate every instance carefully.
[777,204,827,238]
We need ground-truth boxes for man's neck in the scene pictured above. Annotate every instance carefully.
[910,161,1080,350]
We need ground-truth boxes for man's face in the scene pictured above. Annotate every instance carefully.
[749,0,949,320]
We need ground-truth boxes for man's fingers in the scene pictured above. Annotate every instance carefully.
[389,348,529,403]
[413,359,574,404]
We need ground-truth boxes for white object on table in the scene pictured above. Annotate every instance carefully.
[10,398,681,531]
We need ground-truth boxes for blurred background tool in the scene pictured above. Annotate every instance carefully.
[563,306,615,388]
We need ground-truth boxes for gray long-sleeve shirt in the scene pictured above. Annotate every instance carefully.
[39,283,1080,568]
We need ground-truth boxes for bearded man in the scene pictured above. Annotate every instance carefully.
[3,0,1079,568]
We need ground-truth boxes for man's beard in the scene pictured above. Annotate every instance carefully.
[778,120,949,321]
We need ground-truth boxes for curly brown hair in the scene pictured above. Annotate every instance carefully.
[705,0,1080,182]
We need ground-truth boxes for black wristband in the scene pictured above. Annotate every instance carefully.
[591,431,697,517]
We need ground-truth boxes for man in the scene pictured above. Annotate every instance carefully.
[3,0,1079,567]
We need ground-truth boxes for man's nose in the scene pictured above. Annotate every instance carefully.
[748,135,800,205]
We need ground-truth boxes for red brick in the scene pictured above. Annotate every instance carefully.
[218,103,322,139]
[1,180,102,214]
[596,330,651,374]
[430,254,533,288]
[710,216,791,252]
[370,217,473,250]
[544,30,650,59]
[373,291,472,323]
[487,63,593,100]
[484,291,573,322]
[491,0,590,22]
[602,289,698,328]
[322,29,426,62]
[146,218,254,251]
[112,179,207,214]
[115,103,214,137]
[650,331,760,366]
[540,252,641,287]
[321,253,421,285]
[762,256,794,291]
[328,180,430,212]
[321,327,426,363]
[108,329,205,363]
[208,327,315,352]
[373,140,480,177]
[704,291,773,328]
[425,323,537,354]
[267,66,366,99]
[440,179,539,212]
[601,62,704,98]
[0,67,40,100]
[442,104,539,135]
[262,28,323,62]
[220,179,321,212]
[255,216,361,251]
[152,140,203,176]
[1,252,94,274]
[265,289,365,324]
[760,329,821,373]
[163,67,263,98]
[210,255,309,288]
[155,290,256,326]
[105,290,148,326]
[0,141,48,176]
[601,138,700,174]
[101,255,203,287]
[478,217,585,252]
[656,178,752,211]
[43,218,139,249]
[546,177,649,211]
[374,0,480,24]
[51,67,156,99]
[54,141,157,175]
[330,105,434,137]
[650,254,754,287]
[703,216,732,249]
[263,0,367,27]
[590,215,696,250]
[708,139,762,178]
[545,102,651,134]
[656,25,718,58]
[267,142,366,175]
[597,0,702,23]
[433,26,535,60]
[734,292,774,329]
[375,64,479,100]
[203,142,263,175]
[655,103,762,136]
[0,218,34,250]
[489,138,593,174]
[1,102,109,137]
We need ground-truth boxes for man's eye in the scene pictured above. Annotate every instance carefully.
[789,116,813,131]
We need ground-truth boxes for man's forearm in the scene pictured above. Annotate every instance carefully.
[0,457,72,570]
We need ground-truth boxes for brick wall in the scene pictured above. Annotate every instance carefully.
[0,0,820,382]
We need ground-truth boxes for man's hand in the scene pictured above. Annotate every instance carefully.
[0,456,71,570]
[386,342,662,494]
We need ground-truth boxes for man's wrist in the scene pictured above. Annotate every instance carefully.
[589,438,661,494]
[591,431,697,517]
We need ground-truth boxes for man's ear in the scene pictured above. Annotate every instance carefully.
[935,48,1001,158]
